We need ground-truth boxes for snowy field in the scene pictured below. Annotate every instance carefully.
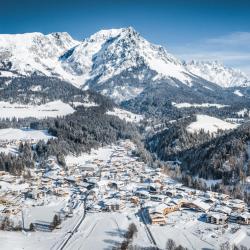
[2,209,249,250]
[0,209,84,250]
[0,211,152,250]
[72,101,99,108]
[65,145,114,167]
[106,107,143,123]
[0,128,54,142]
[187,115,238,134]
[65,212,152,250]
[0,100,75,119]
[172,102,229,109]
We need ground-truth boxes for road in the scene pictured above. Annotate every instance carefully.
[52,200,86,250]
[139,208,159,249]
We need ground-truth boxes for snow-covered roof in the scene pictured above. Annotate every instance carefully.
[207,212,228,220]
[192,199,211,211]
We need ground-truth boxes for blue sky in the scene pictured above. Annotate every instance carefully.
[1,0,250,75]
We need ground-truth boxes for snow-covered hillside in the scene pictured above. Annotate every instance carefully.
[185,60,250,88]
[106,107,143,123]
[187,115,238,134]
[0,128,54,142]
[0,100,75,119]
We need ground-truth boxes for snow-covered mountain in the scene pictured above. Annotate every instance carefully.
[0,27,249,102]
[185,60,250,88]
[0,32,79,82]
[60,27,197,101]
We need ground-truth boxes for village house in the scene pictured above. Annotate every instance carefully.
[104,198,125,211]
[227,199,245,212]
[148,204,167,225]
[230,212,250,225]
[134,190,150,200]
[162,201,180,215]
[206,212,228,225]
[182,199,211,213]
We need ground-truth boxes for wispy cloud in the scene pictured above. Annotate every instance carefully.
[207,32,250,47]
[169,32,250,77]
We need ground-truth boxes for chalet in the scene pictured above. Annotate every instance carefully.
[148,204,167,225]
[213,205,232,215]
[24,190,44,200]
[228,199,245,212]
[131,196,140,205]
[149,210,166,225]
[182,199,211,213]
[162,202,180,215]
[206,212,228,225]
[217,193,230,200]
[104,198,125,211]
[235,212,250,225]
[134,190,150,199]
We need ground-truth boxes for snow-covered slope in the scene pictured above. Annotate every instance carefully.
[185,60,250,88]
[0,128,54,142]
[0,100,75,119]
[0,32,79,82]
[187,115,238,134]
[106,107,143,123]
[61,27,197,101]
[62,27,191,85]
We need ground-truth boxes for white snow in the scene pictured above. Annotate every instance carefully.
[0,180,29,192]
[29,85,42,92]
[172,102,228,109]
[0,100,75,119]
[186,60,250,88]
[0,32,80,84]
[106,107,143,123]
[0,128,54,142]
[234,89,244,97]
[72,101,98,108]
[102,86,144,102]
[187,115,238,134]
[237,108,249,117]
[0,71,16,77]
[61,27,194,96]
[65,145,114,167]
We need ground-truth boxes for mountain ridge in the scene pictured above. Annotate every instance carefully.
[0,27,249,103]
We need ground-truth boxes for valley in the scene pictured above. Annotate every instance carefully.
[1,140,250,249]
[0,26,250,250]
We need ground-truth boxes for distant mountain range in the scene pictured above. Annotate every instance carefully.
[0,27,249,104]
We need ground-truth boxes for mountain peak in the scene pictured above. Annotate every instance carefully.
[186,60,249,87]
